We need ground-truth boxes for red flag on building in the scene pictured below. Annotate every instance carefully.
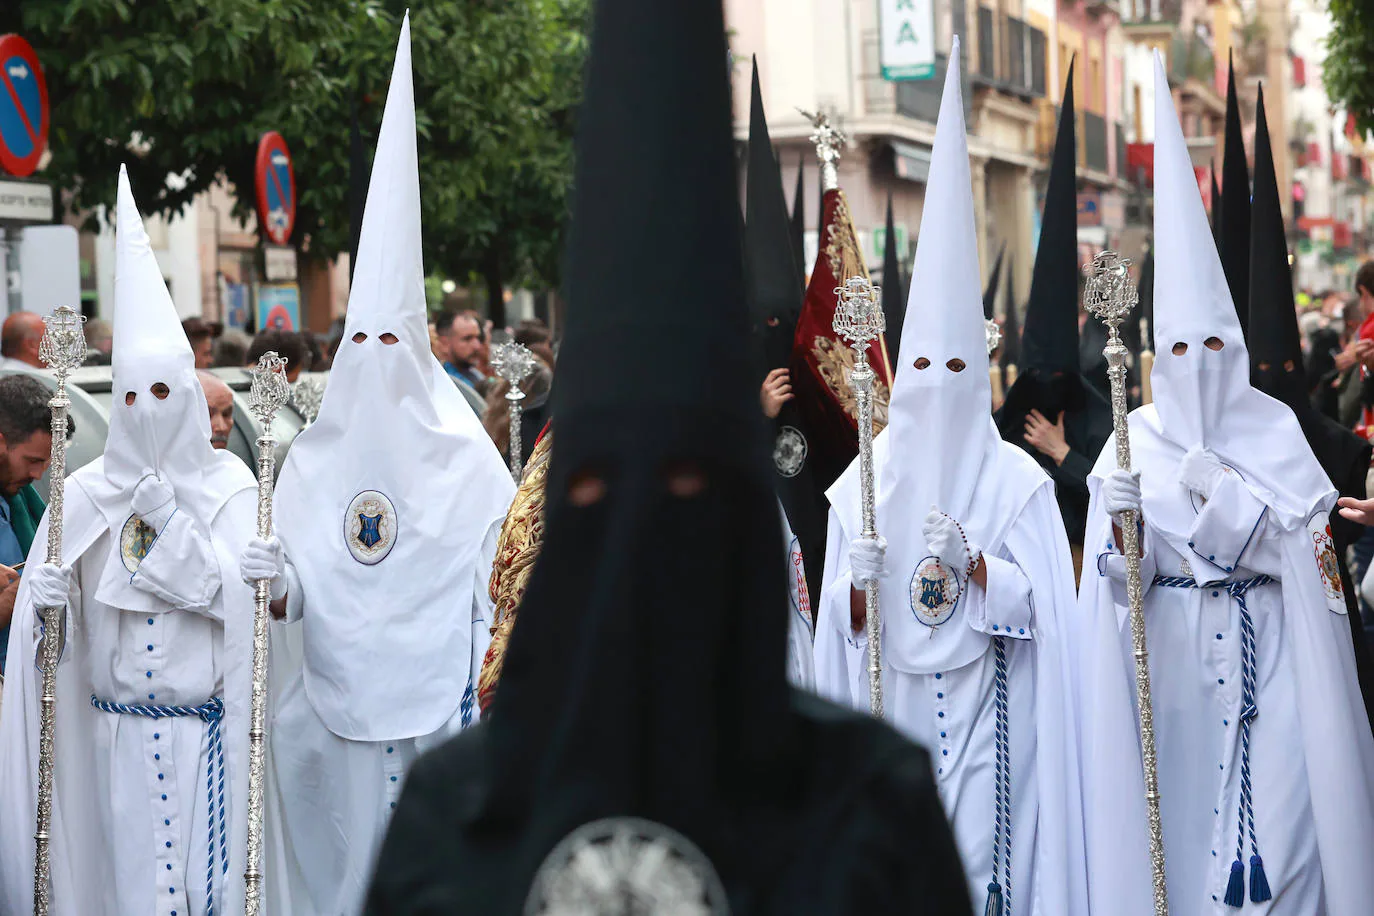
[789,136,895,489]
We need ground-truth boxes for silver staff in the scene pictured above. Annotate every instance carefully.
[834,276,886,718]
[244,352,290,916]
[1083,251,1168,916]
[33,306,87,916]
[490,341,537,482]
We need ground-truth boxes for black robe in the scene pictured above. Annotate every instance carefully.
[365,692,973,915]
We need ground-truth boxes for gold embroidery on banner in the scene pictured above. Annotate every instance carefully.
[822,193,871,286]
[812,337,890,431]
[479,430,554,712]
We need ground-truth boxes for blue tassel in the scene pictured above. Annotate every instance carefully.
[983,882,1004,916]
[1249,855,1272,903]
[1224,859,1245,907]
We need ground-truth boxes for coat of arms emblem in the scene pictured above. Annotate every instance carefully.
[345,490,398,565]
[909,555,961,628]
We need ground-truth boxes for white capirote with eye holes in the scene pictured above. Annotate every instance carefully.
[827,36,1049,676]
[77,167,255,613]
[1142,45,1330,532]
[271,15,514,744]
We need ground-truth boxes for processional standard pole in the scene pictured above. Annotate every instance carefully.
[491,341,538,483]
[1083,250,1169,916]
[32,306,87,916]
[833,276,886,718]
[243,351,290,916]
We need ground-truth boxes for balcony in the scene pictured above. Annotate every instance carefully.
[1115,122,1127,180]
[972,8,1047,101]
[1121,0,1182,25]
[1084,111,1109,174]
[894,52,973,124]
[1169,33,1216,87]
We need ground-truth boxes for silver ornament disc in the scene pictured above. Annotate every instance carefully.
[525,817,730,916]
[773,426,808,478]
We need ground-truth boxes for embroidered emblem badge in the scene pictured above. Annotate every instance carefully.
[1314,524,1344,601]
[909,556,961,628]
[789,537,813,628]
[773,426,808,478]
[525,817,729,916]
[119,514,158,573]
[344,490,397,565]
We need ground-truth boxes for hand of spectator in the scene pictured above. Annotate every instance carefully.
[0,565,19,631]
[1024,409,1071,465]
[1357,338,1374,371]
[759,368,793,419]
[1338,496,1374,526]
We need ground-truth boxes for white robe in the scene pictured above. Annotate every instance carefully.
[1078,430,1374,916]
[0,482,283,916]
[268,519,501,916]
[814,479,1087,916]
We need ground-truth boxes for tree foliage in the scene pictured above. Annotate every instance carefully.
[1325,0,1374,135]
[1,0,589,310]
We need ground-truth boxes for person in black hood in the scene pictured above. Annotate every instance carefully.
[1248,86,1374,725]
[743,56,828,609]
[363,1,971,913]
[996,65,1112,570]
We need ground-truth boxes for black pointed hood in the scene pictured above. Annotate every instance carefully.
[1221,54,1251,333]
[1248,84,1308,406]
[790,154,806,289]
[1210,165,1222,250]
[462,0,858,903]
[1000,260,1021,372]
[1020,64,1080,374]
[882,193,906,362]
[983,243,1006,321]
[745,57,803,372]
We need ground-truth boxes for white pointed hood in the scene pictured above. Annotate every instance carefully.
[1137,52,1330,549]
[273,15,515,742]
[78,166,250,530]
[829,39,1047,674]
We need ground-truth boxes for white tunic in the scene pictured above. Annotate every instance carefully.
[814,483,1086,915]
[1078,442,1374,916]
[269,519,501,916]
[0,484,273,916]
[780,505,816,691]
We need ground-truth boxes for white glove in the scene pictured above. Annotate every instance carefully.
[131,471,177,531]
[1101,468,1143,517]
[28,563,71,610]
[849,535,887,588]
[1177,446,1227,499]
[239,536,287,600]
[922,507,980,577]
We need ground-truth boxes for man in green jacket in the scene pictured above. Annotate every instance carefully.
[0,373,72,678]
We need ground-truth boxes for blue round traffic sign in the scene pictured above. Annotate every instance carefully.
[0,34,50,178]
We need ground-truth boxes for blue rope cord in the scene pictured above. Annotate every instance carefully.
[91,694,227,916]
[984,636,1012,916]
[459,679,475,729]
[1152,574,1274,907]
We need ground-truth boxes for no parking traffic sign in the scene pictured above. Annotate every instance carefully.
[255,131,296,245]
[0,34,50,178]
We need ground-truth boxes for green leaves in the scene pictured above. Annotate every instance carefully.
[2,0,588,299]
[1326,0,1374,136]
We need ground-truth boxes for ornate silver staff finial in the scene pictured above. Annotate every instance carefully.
[491,340,538,483]
[799,108,848,192]
[832,276,885,719]
[985,318,1003,358]
[244,351,290,916]
[290,375,325,425]
[833,276,885,351]
[249,353,291,428]
[1082,249,1168,916]
[33,306,87,915]
[39,307,87,376]
[1083,250,1138,332]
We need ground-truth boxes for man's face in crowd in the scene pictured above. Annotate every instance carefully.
[0,430,53,497]
[199,373,236,450]
[192,335,214,370]
[446,316,482,365]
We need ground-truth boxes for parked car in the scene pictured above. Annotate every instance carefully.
[0,366,317,492]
